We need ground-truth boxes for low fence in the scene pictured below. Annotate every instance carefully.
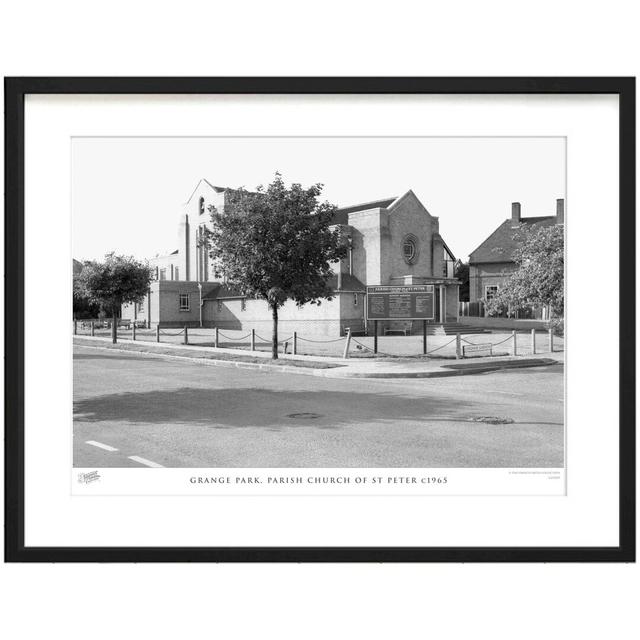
[74,321,563,360]
[458,301,548,321]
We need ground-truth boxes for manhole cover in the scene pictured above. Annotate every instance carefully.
[469,416,514,425]
[286,412,323,419]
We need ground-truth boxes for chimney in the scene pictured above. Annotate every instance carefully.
[511,202,521,223]
[556,198,564,224]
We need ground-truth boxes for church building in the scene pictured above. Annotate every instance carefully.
[122,179,460,336]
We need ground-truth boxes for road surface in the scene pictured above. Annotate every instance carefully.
[73,345,564,468]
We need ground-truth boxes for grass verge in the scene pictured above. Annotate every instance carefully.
[73,338,343,369]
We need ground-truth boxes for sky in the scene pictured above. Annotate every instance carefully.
[72,136,565,263]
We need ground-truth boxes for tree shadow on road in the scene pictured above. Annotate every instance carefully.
[74,386,477,430]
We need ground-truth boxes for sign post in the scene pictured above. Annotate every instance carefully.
[366,285,436,355]
[373,320,378,354]
[422,319,427,355]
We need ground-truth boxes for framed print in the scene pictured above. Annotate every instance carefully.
[4,77,635,562]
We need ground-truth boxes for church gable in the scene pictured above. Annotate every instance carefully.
[387,190,434,221]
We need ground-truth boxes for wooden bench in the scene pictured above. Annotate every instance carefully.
[384,322,412,336]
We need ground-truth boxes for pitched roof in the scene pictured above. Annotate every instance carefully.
[201,179,229,193]
[185,179,231,204]
[331,197,397,224]
[469,216,558,264]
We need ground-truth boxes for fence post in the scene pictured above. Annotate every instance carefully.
[549,326,554,353]
[74,320,77,335]
[456,333,462,359]
[184,326,188,345]
[156,325,160,342]
[251,329,256,351]
[90,321,95,337]
[422,320,427,355]
[342,328,352,360]
[374,320,378,354]
[512,330,517,356]
[293,331,297,355]
[214,327,219,348]
[132,324,136,341]
[531,328,536,354]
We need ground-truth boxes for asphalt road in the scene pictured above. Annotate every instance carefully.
[73,345,564,468]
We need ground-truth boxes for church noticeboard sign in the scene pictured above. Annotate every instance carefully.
[366,285,435,320]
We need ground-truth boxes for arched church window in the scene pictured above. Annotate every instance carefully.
[199,196,205,215]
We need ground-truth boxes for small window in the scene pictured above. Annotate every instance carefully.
[159,268,167,281]
[217,301,223,312]
[353,293,358,306]
[199,196,205,215]
[179,294,190,311]
[241,298,246,311]
[484,285,499,301]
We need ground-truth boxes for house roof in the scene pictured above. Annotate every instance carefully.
[469,216,557,264]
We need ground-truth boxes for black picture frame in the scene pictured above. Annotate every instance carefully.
[4,77,635,563]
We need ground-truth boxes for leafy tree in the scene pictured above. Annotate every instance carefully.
[73,261,101,319]
[73,276,101,319]
[76,253,153,343]
[484,224,564,327]
[454,260,470,302]
[202,174,347,359]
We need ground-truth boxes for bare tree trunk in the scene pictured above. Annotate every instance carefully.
[112,311,117,344]
[271,304,278,360]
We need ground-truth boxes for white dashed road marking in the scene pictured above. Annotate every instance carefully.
[85,440,119,452]
[128,455,165,468]
[85,440,164,467]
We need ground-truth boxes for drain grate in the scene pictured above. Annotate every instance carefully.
[286,412,323,419]
[469,416,514,425]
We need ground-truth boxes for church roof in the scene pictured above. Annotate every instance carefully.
[331,197,397,224]
[469,216,557,264]
[184,179,231,204]
[201,179,229,193]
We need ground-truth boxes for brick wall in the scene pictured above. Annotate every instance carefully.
[469,262,516,302]
[202,294,352,338]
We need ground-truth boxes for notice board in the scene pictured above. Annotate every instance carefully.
[366,285,435,320]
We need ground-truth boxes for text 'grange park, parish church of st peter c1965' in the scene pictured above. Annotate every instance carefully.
[121,179,460,337]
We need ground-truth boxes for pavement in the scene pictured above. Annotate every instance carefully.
[73,344,564,468]
[74,335,563,379]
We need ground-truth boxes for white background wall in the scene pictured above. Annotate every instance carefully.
[1,2,638,640]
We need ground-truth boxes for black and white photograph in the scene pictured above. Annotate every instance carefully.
[71,136,565,486]
[5,77,632,565]
[2,3,639,639]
